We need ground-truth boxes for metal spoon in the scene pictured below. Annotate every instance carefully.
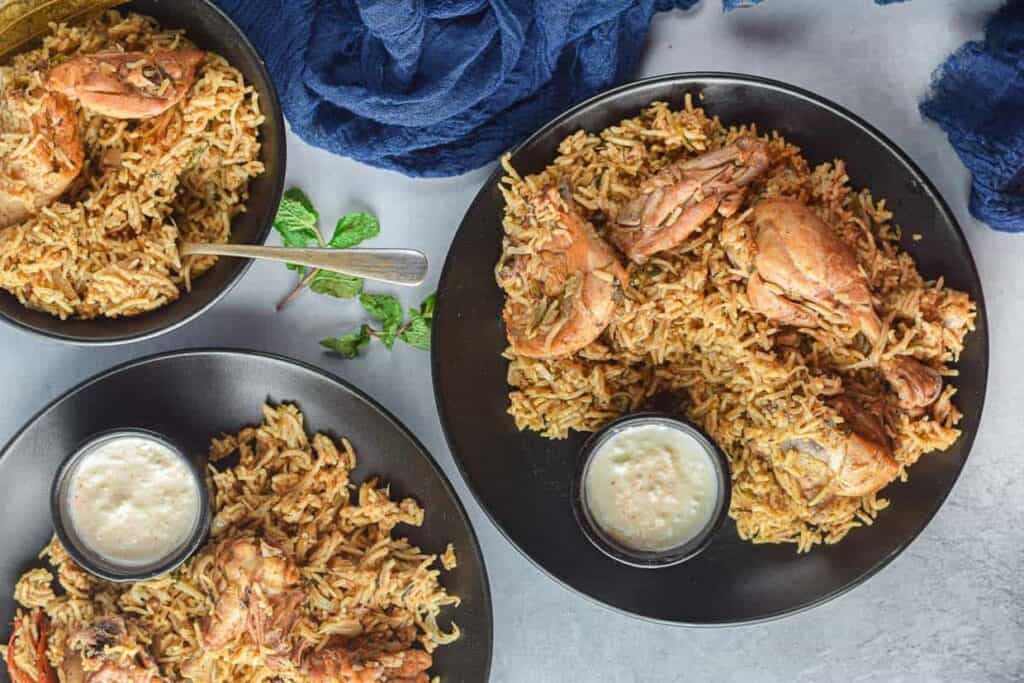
[180,243,428,286]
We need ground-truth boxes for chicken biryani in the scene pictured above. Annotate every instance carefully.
[0,10,264,319]
[496,98,976,552]
[1,404,460,682]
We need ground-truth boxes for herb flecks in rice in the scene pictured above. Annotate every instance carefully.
[4,404,459,681]
[0,10,264,319]
[497,102,976,552]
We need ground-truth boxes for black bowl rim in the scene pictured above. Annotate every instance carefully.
[3,348,493,674]
[570,412,732,569]
[50,427,212,583]
[0,0,287,346]
[432,71,990,626]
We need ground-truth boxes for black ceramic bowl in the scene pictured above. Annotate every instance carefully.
[50,428,211,582]
[0,0,285,345]
[433,73,989,624]
[571,413,731,569]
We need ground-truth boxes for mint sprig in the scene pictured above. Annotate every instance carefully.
[272,188,320,274]
[272,190,434,359]
[271,190,380,309]
[309,270,363,299]
[398,293,435,350]
[321,292,436,358]
[328,212,379,249]
[320,324,371,358]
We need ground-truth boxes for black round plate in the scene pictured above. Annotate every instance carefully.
[0,350,492,681]
[432,73,989,624]
[0,0,286,345]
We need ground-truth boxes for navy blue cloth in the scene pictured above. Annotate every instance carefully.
[722,0,907,6]
[921,1,1024,233]
[213,0,910,177]
[214,0,698,176]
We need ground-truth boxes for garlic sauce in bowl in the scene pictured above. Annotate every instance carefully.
[585,423,718,552]
[572,414,731,568]
[51,429,210,581]
[68,436,199,564]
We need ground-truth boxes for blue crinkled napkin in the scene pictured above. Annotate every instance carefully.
[214,0,697,177]
[213,0,908,177]
[921,1,1024,233]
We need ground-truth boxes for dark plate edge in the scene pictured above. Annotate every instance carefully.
[0,348,493,679]
[430,71,990,627]
[0,0,288,346]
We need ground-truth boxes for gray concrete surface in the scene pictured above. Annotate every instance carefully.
[1,0,1021,680]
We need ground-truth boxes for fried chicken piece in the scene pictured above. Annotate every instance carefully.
[741,198,944,415]
[785,396,899,499]
[0,91,83,228]
[610,138,770,263]
[48,49,204,119]
[200,538,305,668]
[304,647,432,683]
[61,616,164,683]
[880,357,943,416]
[827,395,899,497]
[501,184,627,359]
[749,198,882,340]
[746,271,820,328]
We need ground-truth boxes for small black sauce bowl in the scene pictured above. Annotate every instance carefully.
[50,429,211,583]
[571,413,732,569]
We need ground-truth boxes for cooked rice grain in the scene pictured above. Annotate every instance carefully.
[498,102,975,551]
[0,11,263,319]
[5,404,459,681]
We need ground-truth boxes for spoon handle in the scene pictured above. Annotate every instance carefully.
[181,244,428,286]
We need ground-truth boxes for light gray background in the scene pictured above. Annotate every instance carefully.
[3,0,1021,681]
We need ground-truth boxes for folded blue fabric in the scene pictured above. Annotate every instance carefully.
[214,0,699,176]
[213,0,909,177]
[921,1,1024,233]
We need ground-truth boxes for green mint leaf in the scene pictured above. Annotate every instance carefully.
[398,293,436,351]
[359,293,403,349]
[359,293,403,325]
[273,188,320,273]
[328,212,380,249]
[288,187,318,218]
[399,312,431,350]
[419,293,436,320]
[309,270,363,299]
[320,325,371,358]
[274,189,319,243]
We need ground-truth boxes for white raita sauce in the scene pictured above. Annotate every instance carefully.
[584,423,718,552]
[68,436,199,566]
